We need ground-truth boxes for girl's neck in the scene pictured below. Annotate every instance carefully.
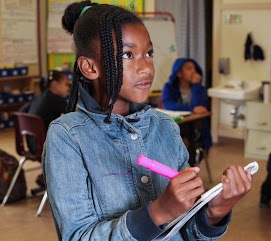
[180,81,191,92]
[112,100,130,116]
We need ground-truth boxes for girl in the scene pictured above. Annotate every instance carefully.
[43,2,252,240]
[162,58,208,114]
[21,70,70,130]
[162,58,212,163]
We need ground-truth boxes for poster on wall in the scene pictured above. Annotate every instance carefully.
[47,0,144,54]
[0,0,38,66]
[47,0,75,54]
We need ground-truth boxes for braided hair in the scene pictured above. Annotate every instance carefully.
[62,1,143,122]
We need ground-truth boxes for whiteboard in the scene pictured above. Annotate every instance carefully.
[143,18,178,91]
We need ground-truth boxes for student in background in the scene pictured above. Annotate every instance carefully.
[43,2,253,240]
[21,70,70,130]
[20,70,70,187]
[162,58,212,164]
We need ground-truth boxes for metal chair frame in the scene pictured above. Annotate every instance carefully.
[1,112,48,216]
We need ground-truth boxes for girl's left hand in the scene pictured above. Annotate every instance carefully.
[206,165,252,225]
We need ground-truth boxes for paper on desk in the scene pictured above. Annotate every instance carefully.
[155,108,191,118]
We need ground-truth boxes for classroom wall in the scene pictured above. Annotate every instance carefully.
[213,0,271,86]
[212,0,271,138]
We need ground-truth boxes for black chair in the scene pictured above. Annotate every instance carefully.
[194,147,213,183]
[181,119,213,183]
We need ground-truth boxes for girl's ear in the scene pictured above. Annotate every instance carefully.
[77,56,99,80]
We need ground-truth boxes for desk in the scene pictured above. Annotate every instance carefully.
[177,112,212,182]
[148,91,162,107]
[175,112,212,167]
[176,112,211,125]
[148,91,162,98]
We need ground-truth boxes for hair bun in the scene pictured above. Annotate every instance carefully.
[62,1,92,34]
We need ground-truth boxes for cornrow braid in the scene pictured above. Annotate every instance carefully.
[66,60,81,113]
[112,16,124,104]
[100,13,115,110]
[100,10,123,122]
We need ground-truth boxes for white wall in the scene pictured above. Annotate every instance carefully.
[211,1,271,141]
[220,9,271,84]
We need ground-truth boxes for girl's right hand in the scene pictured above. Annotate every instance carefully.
[191,73,202,83]
[149,167,204,226]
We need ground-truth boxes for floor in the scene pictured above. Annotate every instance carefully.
[0,128,271,241]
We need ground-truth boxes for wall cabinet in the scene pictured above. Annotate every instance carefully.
[245,102,271,160]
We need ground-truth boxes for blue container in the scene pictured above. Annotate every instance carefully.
[0,66,29,77]
[0,94,15,104]
[0,69,9,77]
[23,93,35,102]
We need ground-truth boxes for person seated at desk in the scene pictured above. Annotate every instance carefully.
[21,70,70,130]
[20,70,70,188]
[162,58,212,165]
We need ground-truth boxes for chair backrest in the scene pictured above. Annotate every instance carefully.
[13,112,46,162]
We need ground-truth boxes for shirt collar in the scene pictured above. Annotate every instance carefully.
[77,82,151,118]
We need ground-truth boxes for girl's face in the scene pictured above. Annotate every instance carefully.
[176,61,197,83]
[52,75,70,98]
[114,23,154,109]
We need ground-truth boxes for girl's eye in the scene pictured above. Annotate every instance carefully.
[146,50,154,58]
[122,52,133,59]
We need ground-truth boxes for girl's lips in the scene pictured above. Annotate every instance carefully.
[135,81,152,89]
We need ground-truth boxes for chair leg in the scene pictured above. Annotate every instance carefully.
[1,157,27,206]
[36,191,48,217]
[202,149,213,184]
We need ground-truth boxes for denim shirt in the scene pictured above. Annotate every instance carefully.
[43,84,229,241]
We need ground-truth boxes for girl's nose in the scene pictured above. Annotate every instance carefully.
[137,58,152,75]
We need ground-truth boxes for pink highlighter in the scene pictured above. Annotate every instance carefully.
[137,155,179,179]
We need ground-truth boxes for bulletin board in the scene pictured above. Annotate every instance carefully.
[0,0,40,76]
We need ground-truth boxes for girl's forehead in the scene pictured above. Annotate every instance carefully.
[183,61,195,68]
[121,23,151,45]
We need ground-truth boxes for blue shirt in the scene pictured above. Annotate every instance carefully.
[43,84,229,240]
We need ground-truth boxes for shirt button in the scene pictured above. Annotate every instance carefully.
[141,176,149,184]
[131,133,138,140]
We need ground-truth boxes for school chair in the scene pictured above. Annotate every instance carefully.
[36,191,48,217]
[182,119,213,183]
[1,112,47,215]
[194,147,213,183]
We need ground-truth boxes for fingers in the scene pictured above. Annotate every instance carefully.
[180,167,200,174]
[191,73,202,83]
[221,165,252,199]
[175,167,200,184]
[171,168,205,200]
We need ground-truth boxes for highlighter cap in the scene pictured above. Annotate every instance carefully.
[137,155,153,169]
